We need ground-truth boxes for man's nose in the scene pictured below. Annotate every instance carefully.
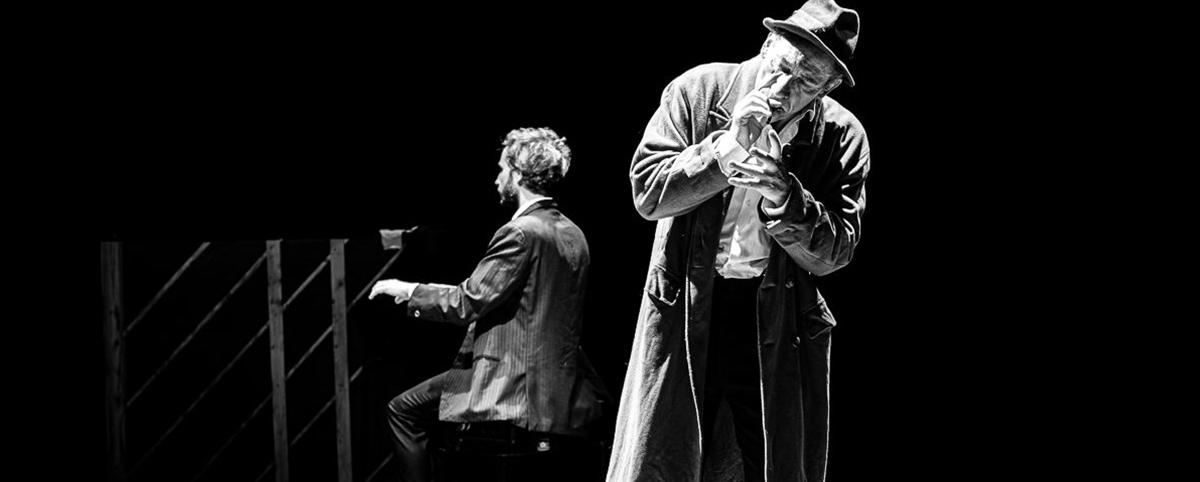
[770,74,793,97]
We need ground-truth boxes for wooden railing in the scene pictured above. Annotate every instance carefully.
[102,239,406,482]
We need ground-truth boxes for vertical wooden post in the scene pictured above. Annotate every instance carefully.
[266,241,290,482]
[329,239,353,482]
[101,242,127,482]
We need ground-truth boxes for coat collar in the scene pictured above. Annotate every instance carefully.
[512,197,556,220]
[710,56,822,147]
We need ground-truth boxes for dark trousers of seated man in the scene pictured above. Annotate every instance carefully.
[389,374,558,482]
[390,373,515,482]
[702,276,766,482]
[387,373,444,482]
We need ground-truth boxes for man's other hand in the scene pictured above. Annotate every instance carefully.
[369,279,417,304]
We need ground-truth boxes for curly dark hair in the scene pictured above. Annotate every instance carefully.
[501,127,572,196]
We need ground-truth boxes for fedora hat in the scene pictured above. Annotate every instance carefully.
[762,0,860,87]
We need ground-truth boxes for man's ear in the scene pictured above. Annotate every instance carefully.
[821,78,843,97]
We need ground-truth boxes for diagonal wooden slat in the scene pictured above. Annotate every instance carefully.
[152,241,393,482]
[365,453,394,482]
[128,250,267,407]
[186,254,335,482]
[349,248,403,310]
[129,322,270,476]
[253,367,364,482]
[294,366,363,451]
[187,348,273,482]
[291,393,336,452]
[125,242,210,335]
[287,325,331,380]
[285,255,330,308]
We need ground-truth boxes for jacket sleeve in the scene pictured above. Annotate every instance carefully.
[759,128,869,276]
[406,223,530,326]
[630,79,731,220]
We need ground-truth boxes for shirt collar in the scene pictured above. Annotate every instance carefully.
[512,196,553,220]
[775,101,819,146]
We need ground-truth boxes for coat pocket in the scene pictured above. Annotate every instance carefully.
[644,264,682,307]
[800,298,836,340]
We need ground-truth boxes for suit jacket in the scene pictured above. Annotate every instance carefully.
[607,57,870,482]
[406,200,608,435]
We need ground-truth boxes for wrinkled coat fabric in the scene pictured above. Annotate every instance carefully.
[607,56,870,482]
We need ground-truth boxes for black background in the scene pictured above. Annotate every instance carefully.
[86,1,1046,480]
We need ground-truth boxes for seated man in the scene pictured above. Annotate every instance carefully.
[370,127,608,482]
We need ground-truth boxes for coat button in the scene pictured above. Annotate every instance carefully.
[413,309,421,317]
[792,336,802,347]
[785,279,795,288]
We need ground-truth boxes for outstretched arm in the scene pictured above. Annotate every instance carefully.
[370,223,530,325]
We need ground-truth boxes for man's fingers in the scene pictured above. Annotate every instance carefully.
[730,160,767,176]
[736,92,769,112]
[765,128,782,157]
[748,147,781,166]
[738,93,769,110]
[728,176,764,188]
[740,105,770,124]
[746,91,771,108]
[369,280,391,300]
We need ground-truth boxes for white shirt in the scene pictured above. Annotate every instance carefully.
[710,107,813,278]
[512,196,553,221]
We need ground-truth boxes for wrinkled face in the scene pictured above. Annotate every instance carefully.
[757,36,840,123]
[495,153,519,206]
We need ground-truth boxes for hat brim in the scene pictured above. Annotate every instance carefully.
[762,18,855,88]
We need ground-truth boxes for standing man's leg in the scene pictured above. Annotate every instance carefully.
[703,276,766,482]
[723,371,765,482]
[387,372,445,482]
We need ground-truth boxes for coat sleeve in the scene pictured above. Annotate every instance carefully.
[406,223,530,326]
[630,79,731,220]
[759,127,869,276]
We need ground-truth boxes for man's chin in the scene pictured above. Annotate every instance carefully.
[498,193,518,207]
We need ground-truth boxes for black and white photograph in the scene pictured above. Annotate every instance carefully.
[92,1,1050,481]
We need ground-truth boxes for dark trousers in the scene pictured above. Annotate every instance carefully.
[702,276,766,482]
[388,374,571,482]
[387,372,446,482]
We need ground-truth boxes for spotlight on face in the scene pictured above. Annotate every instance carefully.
[758,33,839,122]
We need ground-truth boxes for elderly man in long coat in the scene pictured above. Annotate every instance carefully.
[606,2,870,481]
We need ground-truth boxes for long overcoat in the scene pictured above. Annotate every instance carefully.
[606,56,870,482]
